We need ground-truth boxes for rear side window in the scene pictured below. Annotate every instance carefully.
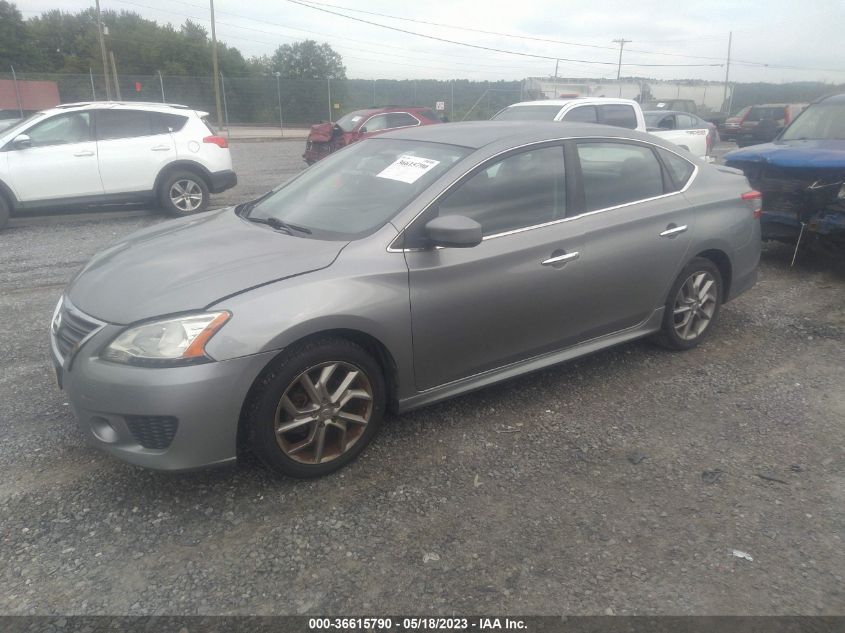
[599,105,638,129]
[438,146,566,236]
[417,109,441,122]
[386,112,419,128]
[562,106,597,123]
[656,147,695,190]
[151,112,188,133]
[576,142,664,211]
[96,110,151,140]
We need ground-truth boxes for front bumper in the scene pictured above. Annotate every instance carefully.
[208,169,238,193]
[53,328,278,471]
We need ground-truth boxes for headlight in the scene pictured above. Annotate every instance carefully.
[101,311,230,366]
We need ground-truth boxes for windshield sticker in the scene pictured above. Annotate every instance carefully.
[351,116,362,123]
[377,155,441,184]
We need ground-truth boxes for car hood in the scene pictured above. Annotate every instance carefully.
[67,208,347,324]
[724,139,845,169]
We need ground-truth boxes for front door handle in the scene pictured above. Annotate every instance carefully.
[151,145,171,151]
[659,224,688,237]
[73,150,95,157]
[542,251,580,266]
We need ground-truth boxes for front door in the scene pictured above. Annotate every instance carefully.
[6,111,103,202]
[404,144,588,391]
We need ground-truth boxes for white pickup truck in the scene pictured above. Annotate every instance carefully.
[492,98,710,160]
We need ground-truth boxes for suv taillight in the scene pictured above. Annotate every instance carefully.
[203,135,228,148]
[741,190,763,219]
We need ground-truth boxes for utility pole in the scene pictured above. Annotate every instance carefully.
[612,38,631,80]
[109,50,121,100]
[95,0,111,100]
[553,59,559,97]
[209,0,224,129]
[722,31,732,113]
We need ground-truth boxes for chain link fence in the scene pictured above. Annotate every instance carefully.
[1,71,527,130]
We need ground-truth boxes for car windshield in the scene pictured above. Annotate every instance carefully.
[245,138,471,240]
[334,110,369,132]
[492,105,562,121]
[0,112,42,140]
[781,102,845,141]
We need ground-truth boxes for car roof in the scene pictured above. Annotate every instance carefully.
[644,110,698,117]
[349,106,433,116]
[39,101,204,116]
[378,120,684,152]
[818,93,845,104]
[505,98,638,107]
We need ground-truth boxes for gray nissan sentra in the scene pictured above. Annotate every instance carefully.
[50,121,761,478]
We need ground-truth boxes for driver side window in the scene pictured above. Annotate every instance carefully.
[436,146,566,237]
[361,114,389,133]
[25,112,91,147]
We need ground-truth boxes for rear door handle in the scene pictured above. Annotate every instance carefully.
[542,251,580,266]
[659,224,688,237]
[151,145,171,151]
[73,150,95,157]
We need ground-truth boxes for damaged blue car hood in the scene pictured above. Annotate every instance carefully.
[724,140,845,169]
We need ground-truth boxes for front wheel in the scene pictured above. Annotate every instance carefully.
[159,170,210,216]
[246,337,386,478]
[653,257,723,350]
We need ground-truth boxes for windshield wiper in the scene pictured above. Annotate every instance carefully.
[245,215,312,235]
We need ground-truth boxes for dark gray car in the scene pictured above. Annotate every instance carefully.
[51,121,761,477]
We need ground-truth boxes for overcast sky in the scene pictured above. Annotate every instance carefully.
[18,0,845,83]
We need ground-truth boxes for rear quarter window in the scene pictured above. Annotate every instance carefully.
[152,113,188,133]
[656,147,695,190]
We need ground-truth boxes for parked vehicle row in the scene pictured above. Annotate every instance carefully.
[491,98,712,160]
[721,103,807,146]
[0,102,237,229]
[724,93,845,249]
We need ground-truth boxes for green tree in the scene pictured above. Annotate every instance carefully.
[271,40,346,80]
[0,0,41,69]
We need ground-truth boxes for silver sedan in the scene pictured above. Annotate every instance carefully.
[51,121,761,477]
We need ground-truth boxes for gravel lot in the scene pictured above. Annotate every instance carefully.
[1,140,843,616]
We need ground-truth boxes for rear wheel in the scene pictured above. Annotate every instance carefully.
[653,257,723,350]
[159,170,210,217]
[246,337,386,478]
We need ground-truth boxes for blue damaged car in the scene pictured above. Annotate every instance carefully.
[724,93,845,249]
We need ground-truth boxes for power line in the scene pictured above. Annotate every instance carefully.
[284,0,723,68]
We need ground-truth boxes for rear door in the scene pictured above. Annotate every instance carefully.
[5,111,103,202]
[562,140,694,338]
[95,109,177,194]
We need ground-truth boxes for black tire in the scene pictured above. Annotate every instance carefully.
[158,170,210,217]
[653,257,723,351]
[245,336,386,478]
[0,195,9,231]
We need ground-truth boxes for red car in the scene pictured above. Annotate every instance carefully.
[303,106,443,164]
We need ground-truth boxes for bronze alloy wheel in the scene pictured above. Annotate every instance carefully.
[672,270,718,341]
[274,361,374,464]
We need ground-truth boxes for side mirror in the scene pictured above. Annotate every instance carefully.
[359,127,368,134]
[12,134,31,149]
[424,214,482,248]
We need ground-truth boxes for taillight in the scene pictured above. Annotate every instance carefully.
[741,190,763,219]
[203,135,228,148]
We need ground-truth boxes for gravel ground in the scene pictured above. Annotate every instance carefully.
[0,141,843,616]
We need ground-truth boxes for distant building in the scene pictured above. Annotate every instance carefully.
[522,77,732,113]
[0,79,60,118]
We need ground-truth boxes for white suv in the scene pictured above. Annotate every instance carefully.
[0,102,237,229]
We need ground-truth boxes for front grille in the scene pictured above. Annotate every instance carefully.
[53,301,103,362]
[125,415,179,450]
